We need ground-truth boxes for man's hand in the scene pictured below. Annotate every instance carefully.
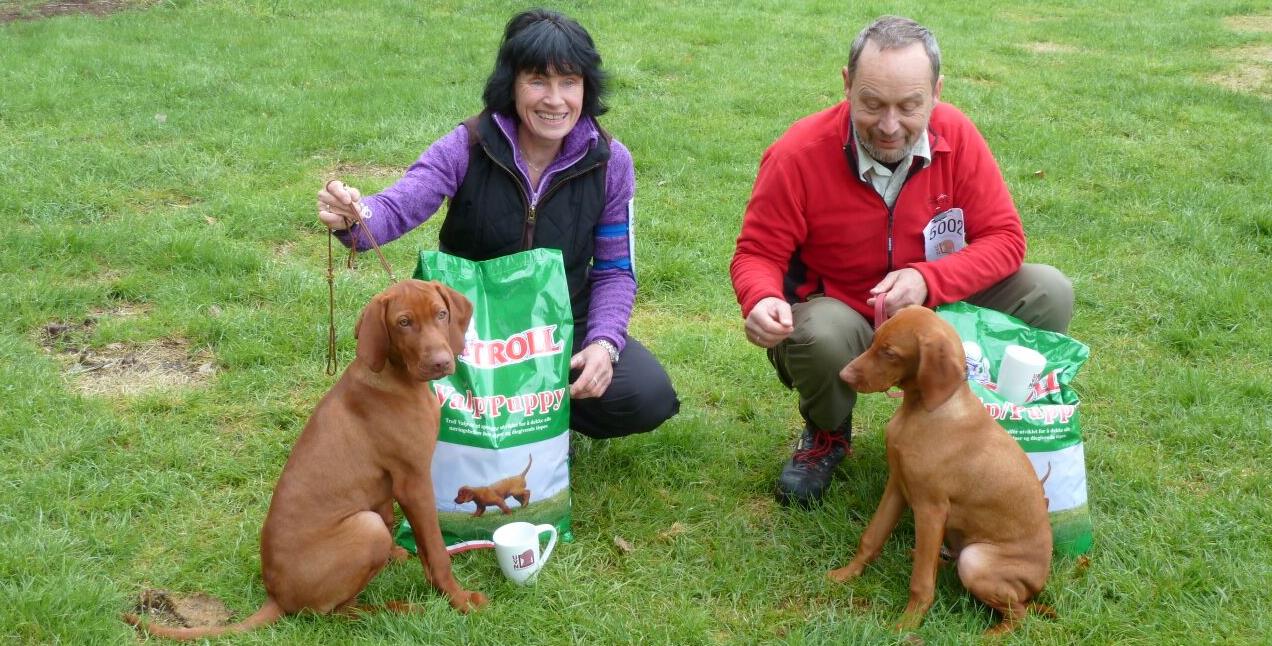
[317,179,363,231]
[867,268,928,317]
[569,343,613,399]
[744,296,794,348]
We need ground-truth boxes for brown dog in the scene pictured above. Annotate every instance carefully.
[454,455,533,516]
[124,280,486,639]
[828,305,1052,634]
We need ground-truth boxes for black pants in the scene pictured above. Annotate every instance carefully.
[569,336,679,439]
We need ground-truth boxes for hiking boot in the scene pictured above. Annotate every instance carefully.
[775,417,852,507]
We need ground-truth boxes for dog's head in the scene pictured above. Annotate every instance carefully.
[839,305,965,412]
[354,279,473,380]
[454,486,475,504]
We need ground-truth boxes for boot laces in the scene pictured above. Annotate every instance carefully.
[793,428,849,465]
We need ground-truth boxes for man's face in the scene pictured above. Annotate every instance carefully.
[843,42,942,164]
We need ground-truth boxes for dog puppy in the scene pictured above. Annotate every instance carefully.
[828,305,1053,634]
[454,455,533,516]
[124,280,484,640]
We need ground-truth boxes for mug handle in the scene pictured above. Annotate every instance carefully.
[535,523,558,566]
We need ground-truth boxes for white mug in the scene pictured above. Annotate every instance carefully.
[492,522,557,585]
[997,344,1047,404]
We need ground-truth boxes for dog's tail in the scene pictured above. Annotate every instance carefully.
[520,453,533,477]
[122,597,285,641]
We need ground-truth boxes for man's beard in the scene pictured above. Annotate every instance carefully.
[859,132,911,164]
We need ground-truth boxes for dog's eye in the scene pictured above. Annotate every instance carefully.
[397,316,412,328]
[879,347,898,361]
[437,309,449,321]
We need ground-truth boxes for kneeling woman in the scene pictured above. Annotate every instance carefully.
[317,9,679,438]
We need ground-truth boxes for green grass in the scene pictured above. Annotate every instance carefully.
[2,0,1270,643]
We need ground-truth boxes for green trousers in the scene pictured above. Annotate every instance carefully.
[767,263,1074,431]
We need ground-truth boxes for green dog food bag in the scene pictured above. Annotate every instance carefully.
[396,249,573,553]
[936,302,1093,556]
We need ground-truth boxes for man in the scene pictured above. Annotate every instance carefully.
[730,16,1074,507]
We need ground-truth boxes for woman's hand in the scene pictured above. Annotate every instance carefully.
[317,179,363,231]
[569,343,613,399]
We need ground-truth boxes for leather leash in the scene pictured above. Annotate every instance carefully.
[874,292,905,399]
[325,183,397,375]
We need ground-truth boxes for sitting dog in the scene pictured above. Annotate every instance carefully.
[828,305,1053,634]
[123,280,485,639]
[454,455,533,517]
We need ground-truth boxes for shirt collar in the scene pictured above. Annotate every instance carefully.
[853,126,932,181]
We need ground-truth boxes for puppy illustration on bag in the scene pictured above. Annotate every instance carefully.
[454,455,533,516]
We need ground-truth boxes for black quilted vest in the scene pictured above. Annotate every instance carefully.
[439,112,611,323]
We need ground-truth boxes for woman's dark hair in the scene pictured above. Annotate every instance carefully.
[481,8,609,118]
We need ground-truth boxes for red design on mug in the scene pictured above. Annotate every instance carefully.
[513,549,535,569]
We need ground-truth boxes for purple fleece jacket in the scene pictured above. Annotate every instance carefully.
[337,114,638,352]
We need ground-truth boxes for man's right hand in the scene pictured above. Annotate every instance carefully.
[744,296,794,348]
[317,179,363,231]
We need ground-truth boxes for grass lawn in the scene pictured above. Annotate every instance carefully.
[1,0,1269,643]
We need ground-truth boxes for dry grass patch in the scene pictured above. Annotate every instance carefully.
[0,0,152,23]
[128,589,234,631]
[1207,45,1272,98]
[40,313,217,396]
[1024,42,1080,55]
[1223,15,1272,33]
[328,162,406,182]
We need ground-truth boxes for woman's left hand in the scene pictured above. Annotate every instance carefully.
[569,343,613,399]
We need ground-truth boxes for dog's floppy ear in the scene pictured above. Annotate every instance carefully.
[915,328,965,412]
[354,292,390,373]
[434,282,473,357]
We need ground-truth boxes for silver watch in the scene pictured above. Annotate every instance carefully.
[593,339,620,364]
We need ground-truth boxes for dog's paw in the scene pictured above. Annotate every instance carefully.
[894,608,927,632]
[827,562,865,583]
[449,590,487,613]
[894,617,921,632]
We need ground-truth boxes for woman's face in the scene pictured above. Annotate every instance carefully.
[514,68,584,147]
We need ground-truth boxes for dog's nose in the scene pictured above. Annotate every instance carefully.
[839,365,859,386]
[430,351,454,375]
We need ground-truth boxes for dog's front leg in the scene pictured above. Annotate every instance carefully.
[829,474,907,583]
[897,500,947,630]
[395,475,487,613]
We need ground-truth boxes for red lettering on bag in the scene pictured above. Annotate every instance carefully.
[460,325,565,369]
[506,335,527,360]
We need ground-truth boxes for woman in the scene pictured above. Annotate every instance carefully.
[317,8,678,439]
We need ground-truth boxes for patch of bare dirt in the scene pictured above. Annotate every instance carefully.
[1223,15,1272,33]
[328,163,405,182]
[130,589,235,629]
[1207,44,1272,98]
[0,0,145,23]
[40,313,216,396]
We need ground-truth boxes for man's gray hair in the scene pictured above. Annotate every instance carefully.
[848,16,941,88]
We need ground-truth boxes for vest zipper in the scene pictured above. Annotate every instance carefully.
[522,160,604,250]
[480,151,536,250]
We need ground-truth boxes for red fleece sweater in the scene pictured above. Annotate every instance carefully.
[731,101,1026,321]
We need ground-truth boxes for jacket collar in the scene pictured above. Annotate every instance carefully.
[491,111,600,173]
